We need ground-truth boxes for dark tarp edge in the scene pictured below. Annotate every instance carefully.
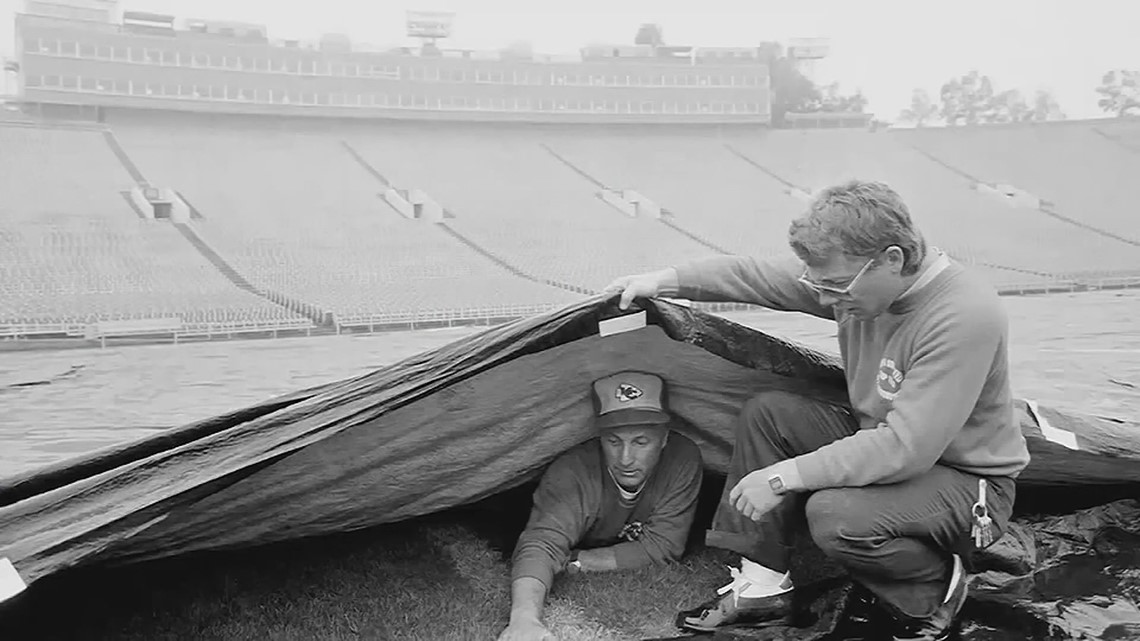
[0,295,843,507]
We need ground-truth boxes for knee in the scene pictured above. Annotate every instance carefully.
[805,489,883,557]
[739,389,806,435]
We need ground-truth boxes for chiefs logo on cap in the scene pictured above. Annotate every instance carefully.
[615,383,643,402]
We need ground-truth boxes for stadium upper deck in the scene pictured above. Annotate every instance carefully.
[14,12,770,124]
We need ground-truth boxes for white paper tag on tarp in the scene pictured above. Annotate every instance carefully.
[1026,399,1079,450]
[0,557,27,602]
[599,311,647,337]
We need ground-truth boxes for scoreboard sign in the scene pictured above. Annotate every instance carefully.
[406,11,455,39]
[786,37,830,60]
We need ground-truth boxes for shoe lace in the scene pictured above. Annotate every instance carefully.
[715,565,754,607]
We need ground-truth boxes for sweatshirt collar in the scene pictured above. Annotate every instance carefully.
[889,249,953,314]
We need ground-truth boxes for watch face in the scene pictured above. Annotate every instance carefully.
[768,475,785,493]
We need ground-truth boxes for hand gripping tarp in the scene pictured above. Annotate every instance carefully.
[1,295,1139,599]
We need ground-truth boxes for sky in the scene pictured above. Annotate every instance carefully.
[1,0,1138,120]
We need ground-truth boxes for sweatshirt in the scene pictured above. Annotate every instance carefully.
[511,429,703,589]
[673,252,1030,490]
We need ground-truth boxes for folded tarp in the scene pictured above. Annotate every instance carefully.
[2,295,1139,596]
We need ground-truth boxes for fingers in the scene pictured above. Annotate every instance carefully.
[602,276,633,310]
[604,274,654,310]
[619,287,636,310]
[739,499,757,521]
[728,481,742,503]
[733,491,749,514]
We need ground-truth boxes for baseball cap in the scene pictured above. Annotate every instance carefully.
[591,371,671,430]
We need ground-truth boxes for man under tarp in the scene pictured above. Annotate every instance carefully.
[497,372,704,641]
[606,180,1031,641]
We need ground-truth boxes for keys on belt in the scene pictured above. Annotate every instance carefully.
[971,478,995,549]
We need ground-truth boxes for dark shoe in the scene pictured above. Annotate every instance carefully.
[830,582,892,640]
[676,589,793,631]
[676,561,794,632]
[890,555,968,641]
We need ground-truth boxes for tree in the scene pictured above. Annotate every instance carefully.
[1096,69,1140,118]
[634,23,664,47]
[939,70,995,126]
[769,56,821,126]
[756,41,783,64]
[984,89,1033,124]
[898,88,939,127]
[1032,90,1065,121]
[842,90,868,113]
[816,83,867,113]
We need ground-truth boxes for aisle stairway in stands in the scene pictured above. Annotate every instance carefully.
[111,114,582,327]
[341,138,595,295]
[7,113,1139,340]
[538,129,797,258]
[730,129,1140,285]
[348,124,720,293]
[0,121,306,336]
[101,128,317,326]
[897,123,1140,247]
[536,142,732,256]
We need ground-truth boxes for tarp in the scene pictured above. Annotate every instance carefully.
[1,295,1139,601]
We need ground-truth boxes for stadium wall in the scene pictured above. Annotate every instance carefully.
[14,13,772,125]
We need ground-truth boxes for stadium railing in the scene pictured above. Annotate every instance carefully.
[332,302,566,330]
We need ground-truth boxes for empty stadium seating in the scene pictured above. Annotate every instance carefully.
[898,122,1140,245]
[0,123,136,221]
[731,129,1140,279]
[112,119,582,325]
[0,218,306,333]
[349,124,721,292]
[4,113,1139,341]
[0,122,312,336]
[539,129,801,257]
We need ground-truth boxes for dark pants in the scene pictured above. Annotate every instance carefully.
[706,390,1016,620]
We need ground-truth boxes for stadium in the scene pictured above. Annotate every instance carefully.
[3,2,1139,346]
[2,2,1140,640]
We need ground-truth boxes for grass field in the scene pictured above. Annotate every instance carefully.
[1,290,1138,640]
[0,482,742,641]
[6,480,1131,641]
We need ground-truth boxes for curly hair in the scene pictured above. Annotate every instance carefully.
[786,180,927,276]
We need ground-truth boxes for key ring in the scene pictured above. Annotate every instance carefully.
[972,502,989,519]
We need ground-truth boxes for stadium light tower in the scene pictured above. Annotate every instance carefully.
[405,10,456,55]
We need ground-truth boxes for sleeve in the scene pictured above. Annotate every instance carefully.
[672,254,834,320]
[793,301,1006,489]
[609,439,704,568]
[510,453,596,589]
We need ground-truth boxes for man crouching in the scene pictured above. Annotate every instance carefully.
[497,371,704,641]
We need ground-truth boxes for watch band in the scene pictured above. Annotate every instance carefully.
[566,550,582,575]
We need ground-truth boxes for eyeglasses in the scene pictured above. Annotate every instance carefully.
[798,257,876,297]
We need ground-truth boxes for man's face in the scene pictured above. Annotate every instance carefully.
[600,425,669,491]
[799,247,906,319]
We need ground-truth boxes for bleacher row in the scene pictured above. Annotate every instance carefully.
[2,114,1140,340]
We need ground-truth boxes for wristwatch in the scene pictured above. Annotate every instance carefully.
[768,473,788,495]
[566,550,582,575]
